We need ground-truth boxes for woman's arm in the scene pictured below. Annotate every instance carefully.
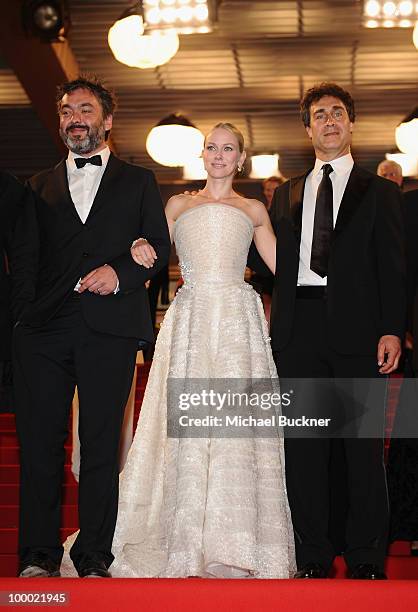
[252,202,276,275]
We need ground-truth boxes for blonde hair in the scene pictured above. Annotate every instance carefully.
[206,122,245,153]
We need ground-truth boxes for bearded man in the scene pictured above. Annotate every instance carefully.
[12,76,170,578]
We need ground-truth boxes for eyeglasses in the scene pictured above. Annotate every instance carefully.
[312,108,346,124]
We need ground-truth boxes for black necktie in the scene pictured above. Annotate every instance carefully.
[310,163,334,278]
[74,155,102,169]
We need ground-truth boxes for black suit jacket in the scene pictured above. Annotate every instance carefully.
[0,171,27,360]
[250,164,406,355]
[11,154,171,343]
[403,189,418,371]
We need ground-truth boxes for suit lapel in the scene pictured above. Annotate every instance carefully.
[85,153,125,223]
[334,164,373,237]
[289,171,310,246]
[47,160,81,223]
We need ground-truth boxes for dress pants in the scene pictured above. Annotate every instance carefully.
[13,294,138,568]
[274,296,389,572]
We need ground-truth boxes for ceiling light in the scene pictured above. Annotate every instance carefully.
[249,154,280,179]
[142,0,215,35]
[146,114,204,167]
[365,0,381,16]
[395,108,418,155]
[386,152,418,176]
[108,9,179,69]
[362,0,418,27]
[195,4,209,20]
[178,6,193,21]
[22,0,70,41]
[161,7,176,22]
[414,20,418,47]
[147,7,161,23]
[399,0,413,15]
[383,1,397,16]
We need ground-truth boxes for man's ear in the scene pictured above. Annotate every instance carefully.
[104,114,113,131]
[306,125,312,139]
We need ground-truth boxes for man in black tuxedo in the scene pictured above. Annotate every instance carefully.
[12,76,170,578]
[386,188,418,549]
[0,171,28,412]
[267,83,406,579]
[403,189,418,373]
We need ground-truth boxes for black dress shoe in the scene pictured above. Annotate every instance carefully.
[77,556,111,578]
[349,564,387,580]
[294,563,328,579]
[19,553,60,578]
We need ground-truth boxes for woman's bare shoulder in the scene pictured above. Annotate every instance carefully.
[243,198,269,225]
[166,194,194,219]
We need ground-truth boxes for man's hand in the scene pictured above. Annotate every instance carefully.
[78,265,119,295]
[377,334,402,374]
[131,238,157,268]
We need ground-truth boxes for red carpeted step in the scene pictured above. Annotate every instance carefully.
[0,484,78,506]
[0,446,19,464]
[1,576,418,612]
[0,414,16,430]
[0,505,78,529]
[0,465,78,485]
[0,431,19,447]
[0,466,19,484]
[0,507,18,529]
[0,555,17,577]
[0,446,72,465]
[388,541,412,556]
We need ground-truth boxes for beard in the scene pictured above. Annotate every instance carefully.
[60,121,107,155]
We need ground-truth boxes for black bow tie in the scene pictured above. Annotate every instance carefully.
[74,155,102,169]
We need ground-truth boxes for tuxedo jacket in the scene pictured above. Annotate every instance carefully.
[403,189,418,371]
[11,154,171,344]
[0,171,28,360]
[250,164,406,355]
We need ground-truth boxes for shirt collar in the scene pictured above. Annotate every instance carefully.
[67,146,111,174]
[313,152,354,178]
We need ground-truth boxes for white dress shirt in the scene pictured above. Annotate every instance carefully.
[66,146,111,223]
[66,147,118,292]
[298,152,354,286]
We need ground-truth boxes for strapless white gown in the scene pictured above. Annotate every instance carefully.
[62,204,295,578]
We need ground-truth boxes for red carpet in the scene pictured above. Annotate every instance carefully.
[1,367,417,609]
[0,577,417,612]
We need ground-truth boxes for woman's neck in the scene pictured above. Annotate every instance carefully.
[199,177,237,201]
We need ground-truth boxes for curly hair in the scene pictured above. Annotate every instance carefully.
[300,82,355,127]
[56,74,117,118]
